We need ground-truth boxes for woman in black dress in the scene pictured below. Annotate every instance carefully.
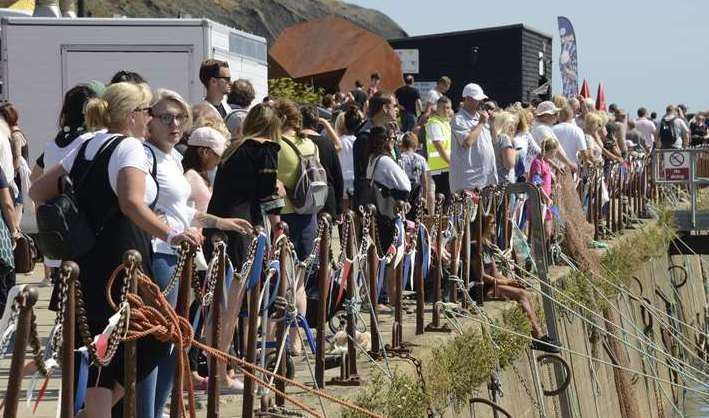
[205,103,284,390]
[30,82,200,416]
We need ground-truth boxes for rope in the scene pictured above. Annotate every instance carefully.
[106,268,384,418]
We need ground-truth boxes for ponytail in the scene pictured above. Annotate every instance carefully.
[84,97,110,131]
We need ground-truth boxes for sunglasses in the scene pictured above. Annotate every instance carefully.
[152,112,189,125]
[214,76,231,82]
[134,106,151,114]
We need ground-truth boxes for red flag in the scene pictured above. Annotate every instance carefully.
[579,79,591,98]
[595,83,606,111]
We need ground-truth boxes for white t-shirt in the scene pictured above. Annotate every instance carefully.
[338,134,356,192]
[0,119,14,194]
[552,122,587,165]
[367,154,411,193]
[145,143,195,255]
[513,132,540,174]
[44,130,104,168]
[61,132,157,204]
[531,122,555,146]
[425,122,446,142]
[634,118,656,149]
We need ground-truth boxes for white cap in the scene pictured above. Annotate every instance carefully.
[535,101,560,116]
[188,127,227,157]
[462,83,488,101]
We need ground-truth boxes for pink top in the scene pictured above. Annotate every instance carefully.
[529,157,552,196]
[184,169,211,213]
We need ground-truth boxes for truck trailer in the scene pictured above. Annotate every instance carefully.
[1,16,268,164]
[0,16,268,230]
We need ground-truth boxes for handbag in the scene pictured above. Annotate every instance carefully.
[13,232,36,274]
[366,156,397,219]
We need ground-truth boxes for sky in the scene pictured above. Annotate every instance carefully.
[347,0,708,115]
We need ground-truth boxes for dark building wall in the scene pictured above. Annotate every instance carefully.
[521,29,553,101]
[389,25,552,107]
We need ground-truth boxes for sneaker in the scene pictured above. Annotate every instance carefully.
[531,335,561,353]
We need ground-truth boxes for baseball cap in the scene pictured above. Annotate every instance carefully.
[188,127,227,157]
[462,83,488,101]
[535,101,560,116]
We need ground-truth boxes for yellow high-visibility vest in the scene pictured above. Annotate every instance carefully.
[425,114,451,173]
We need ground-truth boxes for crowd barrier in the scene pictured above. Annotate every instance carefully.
[1,150,690,418]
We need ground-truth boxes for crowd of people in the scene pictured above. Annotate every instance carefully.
[0,57,700,416]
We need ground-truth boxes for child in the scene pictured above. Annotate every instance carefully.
[529,136,558,239]
[471,213,560,353]
[398,132,429,218]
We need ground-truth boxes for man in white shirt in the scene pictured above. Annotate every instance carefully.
[423,76,451,113]
[552,105,588,166]
[531,101,577,173]
[634,107,656,150]
[199,59,232,119]
[449,83,497,192]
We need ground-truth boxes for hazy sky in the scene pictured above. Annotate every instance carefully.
[348,0,708,115]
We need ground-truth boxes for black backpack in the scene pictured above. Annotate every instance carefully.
[659,117,678,148]
[36,136,125,260]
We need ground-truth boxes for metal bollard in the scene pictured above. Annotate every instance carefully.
[391,202,407,349]
[461,206,471,310]
[61,262,79,418]
[314,213,332,388]
[170,243,195,418]
[2,286,38,418]
[414,213,426,335]
[275,222,290,406]
[366,205,381,354]
[123,249,142,418]
[330,212,361,386]
[208,234,226,418]
[242,227,262,418]
[426,194,451,332]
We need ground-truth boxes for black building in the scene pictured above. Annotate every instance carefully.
[389,24,553,107]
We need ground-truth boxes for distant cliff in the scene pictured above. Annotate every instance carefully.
[86,0,407,45]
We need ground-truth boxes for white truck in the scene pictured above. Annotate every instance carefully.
[0,17,268,230]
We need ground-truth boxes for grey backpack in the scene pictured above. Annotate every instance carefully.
[281,137,328,214]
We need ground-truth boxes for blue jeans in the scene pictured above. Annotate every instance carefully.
[137,253,178,418]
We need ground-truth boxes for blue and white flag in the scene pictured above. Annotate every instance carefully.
[557,16,579,99]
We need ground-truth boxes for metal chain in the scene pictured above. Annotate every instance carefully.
[162,243,192,296]
[201,241,227,307]
[75,259,133,367]
[385,350,434,418]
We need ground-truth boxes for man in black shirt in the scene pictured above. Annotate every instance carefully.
[199,59,232,119]
[395,75,421,133]
[351,80,368,111]
[352,92,398,208]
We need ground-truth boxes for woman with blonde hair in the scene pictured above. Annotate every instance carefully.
[138,89,250,416]
[492,110,518,183]
[205,102,284,390]
[510,107,540,181]
[30,82,200,417]
[583,111,605,163]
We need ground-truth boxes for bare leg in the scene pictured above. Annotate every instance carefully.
[206,274,246,388]
[288,278,307,355]
[496,285,543,338]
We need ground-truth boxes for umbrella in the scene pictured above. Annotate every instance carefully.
[595,83,606,111]
[579,79,591,98]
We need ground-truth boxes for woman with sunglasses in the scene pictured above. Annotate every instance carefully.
[30,82,201,417]
[138,89,251,418]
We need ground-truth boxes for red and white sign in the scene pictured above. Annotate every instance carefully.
[663,151,690,181]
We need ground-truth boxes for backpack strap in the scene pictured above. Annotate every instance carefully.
[70,135,125,192]
[280,136,303,159]
[366,155,384,184]
[142,144,160,209]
